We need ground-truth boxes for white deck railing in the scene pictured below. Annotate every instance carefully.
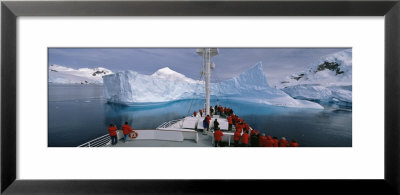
[77,134,111,147]
[78,118,187,147]
[156,119,182,129]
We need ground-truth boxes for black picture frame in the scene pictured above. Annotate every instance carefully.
[1,0,399,194]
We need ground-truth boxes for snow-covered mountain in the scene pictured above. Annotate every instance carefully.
[278,49,352,106]
[103,62,323,109]
[48,64,113,84]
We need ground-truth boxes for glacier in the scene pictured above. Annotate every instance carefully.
[282,85,352,104]
[278,49,352,107]
[102,62,323,109]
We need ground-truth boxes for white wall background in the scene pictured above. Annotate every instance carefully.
[17,17,384,179]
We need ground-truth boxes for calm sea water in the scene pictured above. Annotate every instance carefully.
[48,84,352,147]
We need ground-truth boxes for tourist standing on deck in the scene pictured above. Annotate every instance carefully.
[272,137,279,147]
[244,123,250,132]
[214,119,220,130]
[236,122,244,133]
[227,115,233,131]
[214,128,224,147]
[193,111,197,117]
[250,129,258,147]
[241,131,250,147]
[233,130,241,147]
[258,133,267,147]
[108,124,118,145]
[206,115,211,127]
[203,117,208,133]
[289,139,299,147]
[279,137,288,147]
[265,136,275,147]
[210,107,214,117]
[199,109,203,117]
[203,115,211,133]
[122,122,134,143]
[250,130,258,147]
[250,129,256,136]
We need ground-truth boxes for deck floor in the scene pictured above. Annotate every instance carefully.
[111,130,216,147]
[109,114,236,147]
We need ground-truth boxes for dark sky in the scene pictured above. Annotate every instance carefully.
[48,48,349,85]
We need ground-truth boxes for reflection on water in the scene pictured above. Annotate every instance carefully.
[48,85,352,147]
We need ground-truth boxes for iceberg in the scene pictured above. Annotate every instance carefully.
[102,62,323,109]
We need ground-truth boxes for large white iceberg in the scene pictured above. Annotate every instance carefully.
[102,62,323,109]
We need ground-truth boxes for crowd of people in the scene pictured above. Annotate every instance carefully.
[106,105,300,147]
[196,105,300,147]
[193,105,233,118]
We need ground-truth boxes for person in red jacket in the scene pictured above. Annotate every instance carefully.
[289,139,299,147]
[193,111,197,117]
[231,114,236,125]
[272,136,279,147]
[241,131,250,147]
[122,121,133,143]
[199,109,203,117]
[235,123,243,133]
[258,133,267,147]
[214,128,224,147]
[250,129,256,136]
[206,115,211,126]
[233,130,241,147]
[108,124,118,145]
[227,116,233,131]
[279,137,289,147]
[265,136,275,147]
[250,129,257,147]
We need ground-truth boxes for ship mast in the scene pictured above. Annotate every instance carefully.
[196,48,219,116]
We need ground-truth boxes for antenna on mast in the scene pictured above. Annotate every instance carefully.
[196,48,219,116]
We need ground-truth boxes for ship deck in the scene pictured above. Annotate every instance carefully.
[111,130,215,147]
[109,114,236,147]
[78,114,239,147]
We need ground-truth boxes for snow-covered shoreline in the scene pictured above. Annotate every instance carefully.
[48,64,113,84]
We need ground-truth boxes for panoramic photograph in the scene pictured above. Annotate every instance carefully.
[48,48,352,147]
